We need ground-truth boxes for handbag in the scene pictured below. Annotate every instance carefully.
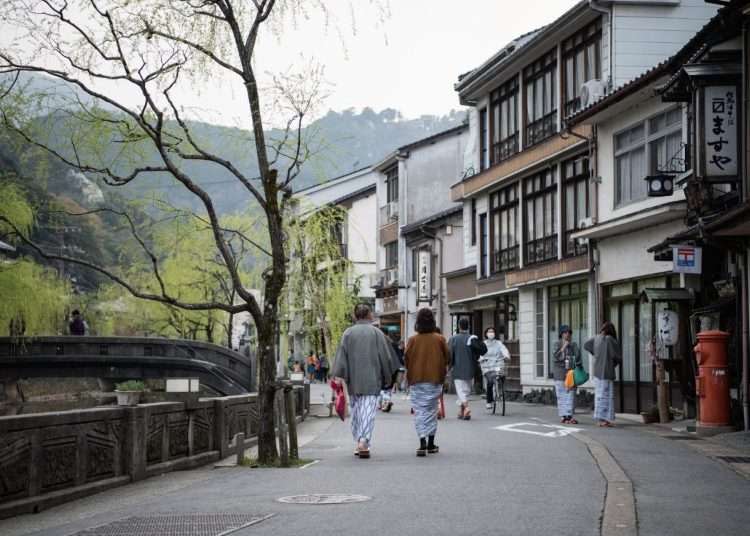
[573,365,590,386]
[564,369,575,390]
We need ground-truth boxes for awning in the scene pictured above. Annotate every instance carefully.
[571,201,686,241]
[640,288,693,303]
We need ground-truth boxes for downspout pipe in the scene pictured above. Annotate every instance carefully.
[589,0,614,89]
[744,251,749,431]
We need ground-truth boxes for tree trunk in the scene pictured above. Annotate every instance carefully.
[255,318,279,464]
[227,311,235,348]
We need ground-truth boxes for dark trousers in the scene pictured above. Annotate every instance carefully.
[484,372,503,403]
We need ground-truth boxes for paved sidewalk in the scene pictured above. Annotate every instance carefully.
[2,396,749,536]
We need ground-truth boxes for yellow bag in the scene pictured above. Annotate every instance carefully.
[564,369,575,390]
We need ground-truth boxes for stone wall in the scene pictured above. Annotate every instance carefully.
[0,386,309,519]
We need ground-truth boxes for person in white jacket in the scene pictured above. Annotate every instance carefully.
[478,327,510,410]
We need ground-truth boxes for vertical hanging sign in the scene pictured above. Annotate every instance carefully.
[702,85,738,179]
[417,249,432,303]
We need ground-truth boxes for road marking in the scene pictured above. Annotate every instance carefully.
[493,422,582,438]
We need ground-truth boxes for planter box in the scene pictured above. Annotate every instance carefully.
[115,390,142,406]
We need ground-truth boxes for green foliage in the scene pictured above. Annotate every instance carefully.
[115,380,145,392]
[285,204,358,359]
[0,181,34,239]
[0,259,71,336]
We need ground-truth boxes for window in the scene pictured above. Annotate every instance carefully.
[563,19,602,116]
[563,155,590,257]
[479,213,488,278]
[535,288,545,377]
[490,78,519,164]
[548,282,588,378]
[524,49,557,146]
[385,165,398,203]
[479,108,488,171]
[524,168,557,265]
[470,198,477,246]
[384,241,398,268]
[614,106,683,207]
[489,183,519,273]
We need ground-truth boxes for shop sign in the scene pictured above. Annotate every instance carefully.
[702,85,738,178]
[417,249,431,303]
[672,245,702,274]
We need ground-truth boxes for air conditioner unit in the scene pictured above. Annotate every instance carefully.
[578,217,595,229]
[580,79,607,109]
[388,201,399,220]
[387,268,398,285]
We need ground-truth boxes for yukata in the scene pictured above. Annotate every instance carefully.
[331,320,399,448]
[552,340,582,418]
[584,334,621,423]
[410,383,443,438]
[448,332,486,406]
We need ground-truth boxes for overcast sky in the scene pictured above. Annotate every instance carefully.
[187,0,581,126]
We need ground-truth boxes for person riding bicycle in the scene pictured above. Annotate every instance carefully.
[478,327,510,411]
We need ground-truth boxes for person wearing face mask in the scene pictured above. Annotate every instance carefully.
[478,327,511,411]
[552,324,582,424]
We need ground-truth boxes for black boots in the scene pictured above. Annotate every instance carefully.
[427,435,439,454]
[416,437,427,457]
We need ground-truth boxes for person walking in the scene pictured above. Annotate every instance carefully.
[584,321,621,427]
[478,327,510,411]
[69,310,87,336]
[552,324,582,424]
[306,351,317,382]
[331,304,399,459]
[319,353,329,382]
[448,318,486,420]
[405,308,449,457]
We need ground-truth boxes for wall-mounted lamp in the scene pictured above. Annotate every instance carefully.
[645,174,675,197]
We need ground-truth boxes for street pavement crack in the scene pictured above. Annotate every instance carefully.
[574,432,638,536]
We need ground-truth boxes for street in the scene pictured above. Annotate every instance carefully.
[2,394,749,536]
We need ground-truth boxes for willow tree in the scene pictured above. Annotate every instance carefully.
[0,0,385,463]
[0,182,71,335]
[286,204,359,358]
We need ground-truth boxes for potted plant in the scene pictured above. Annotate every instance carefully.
[115,380,145,406]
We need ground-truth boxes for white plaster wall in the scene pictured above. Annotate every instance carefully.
[597,219,684,284]
[611,0,718,86]
[404,130,468,225]
[348,192,377,298]
[518,287,537,390]
[596,94,686,223]
[442,213,465,274]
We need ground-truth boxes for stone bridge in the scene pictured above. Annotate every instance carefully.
[0,336,256,397]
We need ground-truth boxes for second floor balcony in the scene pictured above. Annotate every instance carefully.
[379,201,399,226]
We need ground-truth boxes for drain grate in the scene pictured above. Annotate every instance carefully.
[716,456,750,464]
[277,494,371,505]
[72,513,273,536]
[662,435,699,441]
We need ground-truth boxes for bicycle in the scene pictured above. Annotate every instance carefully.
[490,371,506,416]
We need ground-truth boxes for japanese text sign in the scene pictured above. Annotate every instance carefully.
[703,86,738,177]
[417,249,431,303]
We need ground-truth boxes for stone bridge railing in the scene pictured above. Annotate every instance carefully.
[0,385,309,519]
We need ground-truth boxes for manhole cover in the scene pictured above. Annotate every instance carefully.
[277,494,371,505]
[71,513,273,536]
[716,456,750,464]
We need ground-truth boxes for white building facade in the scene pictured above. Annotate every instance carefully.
[447,0,718,397]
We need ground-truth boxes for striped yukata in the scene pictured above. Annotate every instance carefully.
[594,377,615,422]
[555,381,576,418]
[349,395,379,446]
[410,383,443,438]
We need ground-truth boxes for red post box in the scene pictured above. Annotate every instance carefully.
[694,330,732,432]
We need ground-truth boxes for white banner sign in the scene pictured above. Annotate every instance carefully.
[703,85,738,177]
[417,249,431,303]
[673,245,702,274]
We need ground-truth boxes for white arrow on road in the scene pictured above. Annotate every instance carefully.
[493,422,582,438]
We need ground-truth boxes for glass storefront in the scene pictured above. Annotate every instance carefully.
[547,281,588,378]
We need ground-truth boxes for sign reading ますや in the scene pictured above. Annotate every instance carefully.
[417,249,431,303]
[703,85,738,178]
[672,245,701,274]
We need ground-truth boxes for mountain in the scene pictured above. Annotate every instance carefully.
[2,73,466,214]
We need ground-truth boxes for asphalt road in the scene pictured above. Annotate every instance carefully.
[2,395,749,536]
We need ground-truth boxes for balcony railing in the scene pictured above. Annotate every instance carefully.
[492,246,519,274]
[524,234,558,265]
[379,201,399,226]
[525,111,557,147]
[491,134,519,165]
